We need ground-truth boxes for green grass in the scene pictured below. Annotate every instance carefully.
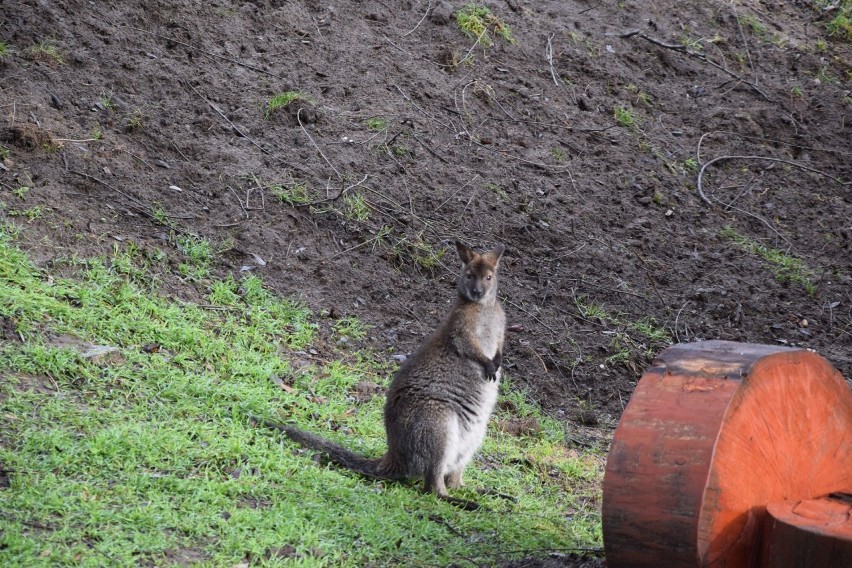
[613,106,637,129]
[265,91,314,118]
[720,226,818,295]
[341,193,371,222]
[26,40,64,66]
[365,117,388,132]
[0,41,12,62]
[125,109,144,131]
[331,316,371,341]
[7,206,46,222]
[176,234,213,279]
[0,227,604,566]
[388,233,448,274]
[817,0,852,40]
[456,4,516,48]
[574,296,671,363]
[11,186,29,200]
[98,92,114,111]
[827,13,852,40]
[738,14,767,37]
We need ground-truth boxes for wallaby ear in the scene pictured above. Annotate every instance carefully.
[486,243,505,265]
[455,241,475,264]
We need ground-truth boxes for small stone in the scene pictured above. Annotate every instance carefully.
[430,1,454,25]
[80,345,124,365]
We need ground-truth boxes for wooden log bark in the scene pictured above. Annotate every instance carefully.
[602,340,852,567]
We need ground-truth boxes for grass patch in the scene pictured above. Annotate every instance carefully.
[365,117,388,132]
[719,226,818,295]
[388,233,448,274]
[456,4,516,48]
[272,180,310,206]
[332,316,371,340]
[827,12,852,40]
[0,41,13,64]
[265,91,314,118]
[26,40,64,66]
[738,14,767,37]
[176,234,213,279]
[613,105,638,128]
[125,109,144,131]
[0,227,603,566]
[341,193,371,222]
[573,295,671,364]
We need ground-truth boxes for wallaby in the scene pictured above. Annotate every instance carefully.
[254,241,506,510]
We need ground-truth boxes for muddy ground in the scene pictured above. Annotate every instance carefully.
[2,0,851,565]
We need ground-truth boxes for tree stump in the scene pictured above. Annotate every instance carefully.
[602,340,852,567]
[760,493,852,568]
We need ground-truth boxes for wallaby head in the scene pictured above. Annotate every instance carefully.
[455,241,505,303]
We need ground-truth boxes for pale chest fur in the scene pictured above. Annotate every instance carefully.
[442,303,505,476]
[475,303,506,360]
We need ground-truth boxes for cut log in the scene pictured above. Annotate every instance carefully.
[761,493,852,568]
[602,340,852,567]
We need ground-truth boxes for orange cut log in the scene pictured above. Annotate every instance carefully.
[602,340,852,567]
[760,493,852,568]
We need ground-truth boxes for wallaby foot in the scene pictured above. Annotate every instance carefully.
[445,469,464,489]
[476,487,518,502]
[439,494,480,511]
[426,468,479,510]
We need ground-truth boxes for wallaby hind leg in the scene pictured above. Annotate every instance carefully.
[425,465,479,511]
[445,468,464,489]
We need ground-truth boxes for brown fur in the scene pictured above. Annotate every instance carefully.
[255,241,506,510]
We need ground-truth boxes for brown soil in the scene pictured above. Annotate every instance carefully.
[2,1,851,565]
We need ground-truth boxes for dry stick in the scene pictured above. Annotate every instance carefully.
[673,300,690,343]
[619,29,773,102]
[459,28,487,66]
[295,174,369,208]
[412,134,449,163]
[696,154,851,206]
[53,137,100,143]
[401,1,432,37]
[393,84,453,130]
[505,299,558,335]
[734,11,757,88]
[247,174,266,211]
[325,229,390,261]
[628,249,667,307]
[297,107,343,181]
[697,129,852,161]
[69,170,150,215]
[187,82,272,157]
[226,185,249,219]
[171,141,191,162]
[470,137,573,172]
[435,174,480,211]
[546,33,559,86]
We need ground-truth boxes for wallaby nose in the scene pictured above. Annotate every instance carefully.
[471,287,482,299]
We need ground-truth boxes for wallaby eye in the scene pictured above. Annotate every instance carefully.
[486,275,492,281]
[466,273,473,279]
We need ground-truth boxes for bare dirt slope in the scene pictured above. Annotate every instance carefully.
[2,0,850,468]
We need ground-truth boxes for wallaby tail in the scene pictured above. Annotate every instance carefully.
[251,416,397,480]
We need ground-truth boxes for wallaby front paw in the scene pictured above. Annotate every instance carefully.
[483,359,498,381]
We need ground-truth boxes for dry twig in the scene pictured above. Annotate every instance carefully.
[546,33,559,86]
[619,29,773,101]
[297,108,343,181]
[696,154,851,206]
